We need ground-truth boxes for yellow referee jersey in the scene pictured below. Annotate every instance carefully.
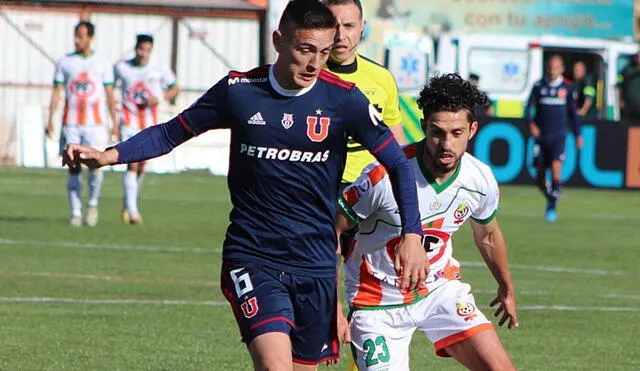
[325,54,402,184]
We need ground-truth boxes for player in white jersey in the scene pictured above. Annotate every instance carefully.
[46,21,117,227]
[114,34,179,224]
[337,73,519,370]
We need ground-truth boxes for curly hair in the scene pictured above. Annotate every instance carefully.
[416,73,489,121]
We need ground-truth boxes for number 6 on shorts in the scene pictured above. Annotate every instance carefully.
[230,268,254,297]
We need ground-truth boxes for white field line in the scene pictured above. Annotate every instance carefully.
[0,271,218,286]
[0,238,218,254]
[0,238,631,277]
[460,261,626,276]
[0,296,639,312]
[517,305,640,312]
[0,296,226,306]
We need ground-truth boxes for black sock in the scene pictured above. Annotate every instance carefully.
[549,180,561,209]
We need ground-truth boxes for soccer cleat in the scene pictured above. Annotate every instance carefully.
[129,213,144,225]
[121,209,130,224]
[69,216,82,227]
[545,209,557,223]
[86,206,99,227]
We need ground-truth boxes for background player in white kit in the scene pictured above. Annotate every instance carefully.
[46,21,117,227]
[337,73,519,370]
[114,34,179,224]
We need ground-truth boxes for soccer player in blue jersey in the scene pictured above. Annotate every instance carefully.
[62,0,427,369]
[525,55,582,222]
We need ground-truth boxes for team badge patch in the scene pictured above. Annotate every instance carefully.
[456,300,477,321]
[558,88,567,99]
[306,116,331,142]
[70,71,96,98]
[240,297,259,318]
[281,113,294,129]
[357,179,371,194]
[453,203,470,224]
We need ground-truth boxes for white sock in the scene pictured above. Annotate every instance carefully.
[87,170,104,208]
[123,171,139,215]
[67,173,82,218]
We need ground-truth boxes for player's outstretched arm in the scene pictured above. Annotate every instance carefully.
[63,144,118,170]
[470,218,519,329]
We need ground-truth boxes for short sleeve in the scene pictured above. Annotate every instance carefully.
[161,65,177,89]
[583,77,596,98]
[338,163,393,223]
[382,73,401,127]
[179,76,231,135]
[343,87,394,154]
[471,172,499,224]
[102,59,115,86]
[53,59,65,85]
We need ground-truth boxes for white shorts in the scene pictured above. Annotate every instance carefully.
[349,280,493,371]
[61,125,108,154]
[120,124,143,141]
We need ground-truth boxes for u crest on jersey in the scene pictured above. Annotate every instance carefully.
[306,116,331,142]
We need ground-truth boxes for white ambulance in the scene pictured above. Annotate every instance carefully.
[434,34,639,120]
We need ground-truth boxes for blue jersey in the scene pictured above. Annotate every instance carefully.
[525,77,580,142]
[179,65,400,277]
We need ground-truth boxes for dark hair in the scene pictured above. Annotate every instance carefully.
[469,73,479,81]
[278,0,337,37]
[323,0,363,18]
[417,73,489,122]
[136,34,154,48]
[75,21,95,37]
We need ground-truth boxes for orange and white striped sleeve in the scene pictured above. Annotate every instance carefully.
[338,162,394,224]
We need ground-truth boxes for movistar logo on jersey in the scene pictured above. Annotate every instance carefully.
[239,142,329,163]
[228,76,268,85]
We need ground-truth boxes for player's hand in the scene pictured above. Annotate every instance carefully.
[576,136,584,149]
[529,123,540,138]
[147,95,159,107]
[45,122,55,138]
[490,284,519,329]
[336,302,351,346]
[394,233,429,291]
[62,143,113,170]
[110,128,120,144]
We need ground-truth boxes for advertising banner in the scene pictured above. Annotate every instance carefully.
[469,118,640,189]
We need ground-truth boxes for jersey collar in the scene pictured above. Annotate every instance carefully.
[268,64,316,97]
[546,76,564,87]
[416,140,462,194]
[326,56,358,74]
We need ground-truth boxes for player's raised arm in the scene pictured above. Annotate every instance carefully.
[343,88,427,290]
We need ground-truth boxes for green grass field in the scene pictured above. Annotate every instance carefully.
[0,167,638,370]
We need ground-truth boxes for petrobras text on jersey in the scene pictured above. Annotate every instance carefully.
[539,97,567,106]
[239,143,330,163]
[228,76,269,85]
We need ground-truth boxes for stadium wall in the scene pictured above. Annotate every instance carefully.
[0,2,264,168]
[469,118,640,190]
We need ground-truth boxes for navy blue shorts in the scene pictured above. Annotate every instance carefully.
[220,260,339,365]
[533,137,566,168]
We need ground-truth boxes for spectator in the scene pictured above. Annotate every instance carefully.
[572,61,597,119]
